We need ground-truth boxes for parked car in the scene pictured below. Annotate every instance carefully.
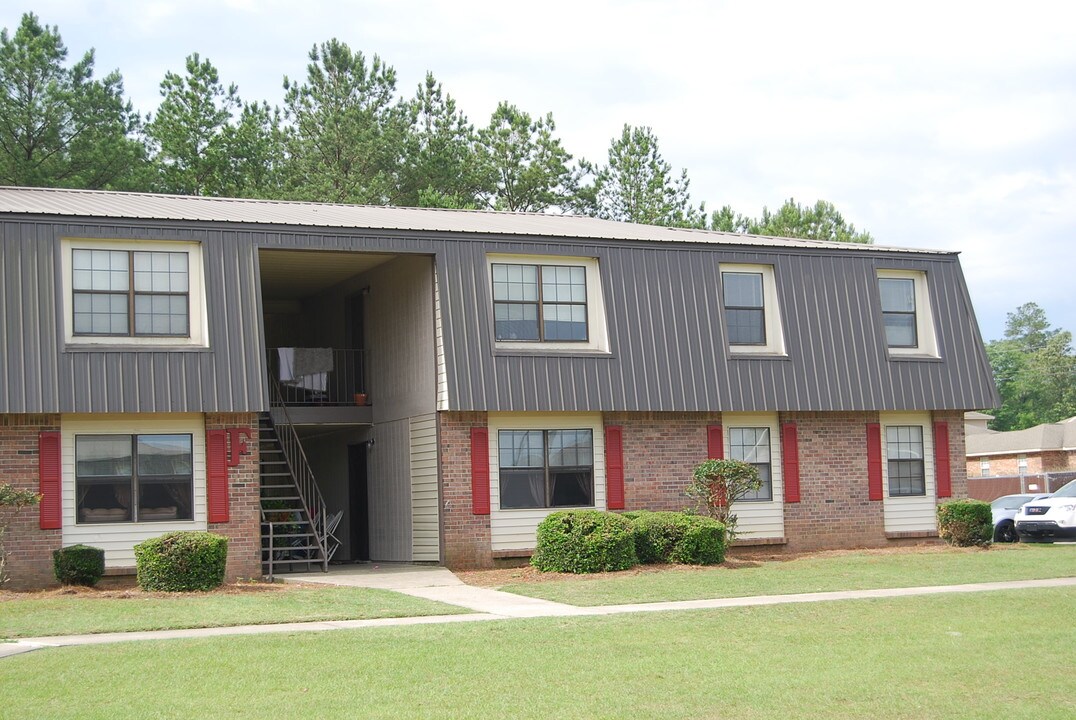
[1014,479,1076,542]
[990,494,1050,543]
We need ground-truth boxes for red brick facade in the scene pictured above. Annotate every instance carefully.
[966,450,1076,479]
[1,412,261,589]
[438,410,968,568]
[0,414,62,589]
[438,412,493,568]
[205,413,262,581]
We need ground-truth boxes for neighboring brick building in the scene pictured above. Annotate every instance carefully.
[965,414,1076,500]
[1,187,998,586]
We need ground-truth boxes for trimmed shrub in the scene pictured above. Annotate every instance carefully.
[134,531,229,591]
[937,500,992,547]
[627,511,727,565]
[52,544,105,586]
[531,510,637,573]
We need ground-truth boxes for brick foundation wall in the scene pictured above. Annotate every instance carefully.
[0,414,62,589]
[604,412,722,512]
[205,413,262,581]
[439,412,492,569]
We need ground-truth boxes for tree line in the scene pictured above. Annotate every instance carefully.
[0,12,872,242]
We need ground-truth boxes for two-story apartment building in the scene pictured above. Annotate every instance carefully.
[0,187,998,587]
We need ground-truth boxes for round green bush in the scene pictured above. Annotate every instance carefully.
[52,544,105,586]
[531,510,638,573]
[134,531,229,591]
[628,511,726,565]
[937,499,992,547]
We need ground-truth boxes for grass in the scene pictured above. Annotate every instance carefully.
[499,543,1076,605]
[2,587,1073,719]
[0,585,467,639]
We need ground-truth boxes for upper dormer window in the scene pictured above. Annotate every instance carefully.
[73,249,190,337]
[876,269,938,358]
[62,239,208,348]
[719,263,785,356]
[487,254,610,354]
[492,263,587,342]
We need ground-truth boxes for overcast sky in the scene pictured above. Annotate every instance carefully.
[5,1,1075,341]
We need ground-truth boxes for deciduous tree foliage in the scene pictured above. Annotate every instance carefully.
[986,303,1076,431]
[282,39,409,204]
[0,13,143,189]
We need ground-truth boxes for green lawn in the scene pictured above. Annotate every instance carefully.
[0,585,467,639]
[501,544,1076,606]
[2,588,1073,719]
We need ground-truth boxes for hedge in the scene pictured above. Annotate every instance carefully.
[531,510,637,573]
[625,511,726,565]
[52,544,105,586]
[937,499,992,547]
[134,531,229,591]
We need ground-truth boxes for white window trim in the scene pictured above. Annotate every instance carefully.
[880,411,937,533]
[61,238,210,348]
[487,412,606,552]
[876,269,938,358]
[722,412,785,540]
[719,263,786,356]
[61,413,208,568]
[486,253,610,354]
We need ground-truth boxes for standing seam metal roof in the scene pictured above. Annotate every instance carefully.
[0,186,953,255]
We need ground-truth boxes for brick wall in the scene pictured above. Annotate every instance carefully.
[935,410,968,500]
[205,413,262,581]
[780,411,885,550]
[604,411,722,512]
[438,411,492,568]
[967,449,1076,479]
[0,414,62,589]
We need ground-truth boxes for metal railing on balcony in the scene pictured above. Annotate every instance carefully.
[266,347,368,406]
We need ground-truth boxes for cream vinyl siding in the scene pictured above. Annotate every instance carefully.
[410,413,440,561]
[488,413,605,552]
[723,412,785,540]
[434,269,449,411]
[61,414,207,568]
[881,411,937,533]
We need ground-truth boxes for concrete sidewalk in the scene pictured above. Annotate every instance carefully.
[5,574,1075,659]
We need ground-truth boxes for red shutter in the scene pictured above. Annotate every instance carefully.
[934,422,952,498]
[781,423,801,503]
[707,425,724,459]
[470,427,490,515]
[866,423,884,501]
[605,426,625,510]
[206,429,230,523]
[38,431,62,530]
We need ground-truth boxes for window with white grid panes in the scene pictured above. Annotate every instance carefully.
[492,263,587,341]
[886,425,925,496]
[729,427,773,501]
[72,249,189,337]
[498,429,594,509]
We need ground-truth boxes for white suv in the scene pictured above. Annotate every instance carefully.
[1014,478,1076,542]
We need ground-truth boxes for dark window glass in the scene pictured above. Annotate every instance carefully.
[492,263,588,342]
[886,425,925,496]
[722,272,766,345]
[76,434,194,523]
[878,277,917,348]
[729,427,773,501]
[73,249,191,338]
[498,429,594,509]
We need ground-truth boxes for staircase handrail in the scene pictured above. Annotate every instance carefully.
[267,378,329,571]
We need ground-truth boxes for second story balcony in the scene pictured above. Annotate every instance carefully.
[268,347,368,409]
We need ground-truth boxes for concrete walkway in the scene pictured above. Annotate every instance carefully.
[4,570,1075,659]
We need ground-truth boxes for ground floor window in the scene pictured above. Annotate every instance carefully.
[728,427,773,501]
[75,434,194,523]
[886,425,925,496]
[498,429,594,509]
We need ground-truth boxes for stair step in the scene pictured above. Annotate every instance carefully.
[260,483,297,490]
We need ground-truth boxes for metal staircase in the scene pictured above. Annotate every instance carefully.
[259,382,329,580]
